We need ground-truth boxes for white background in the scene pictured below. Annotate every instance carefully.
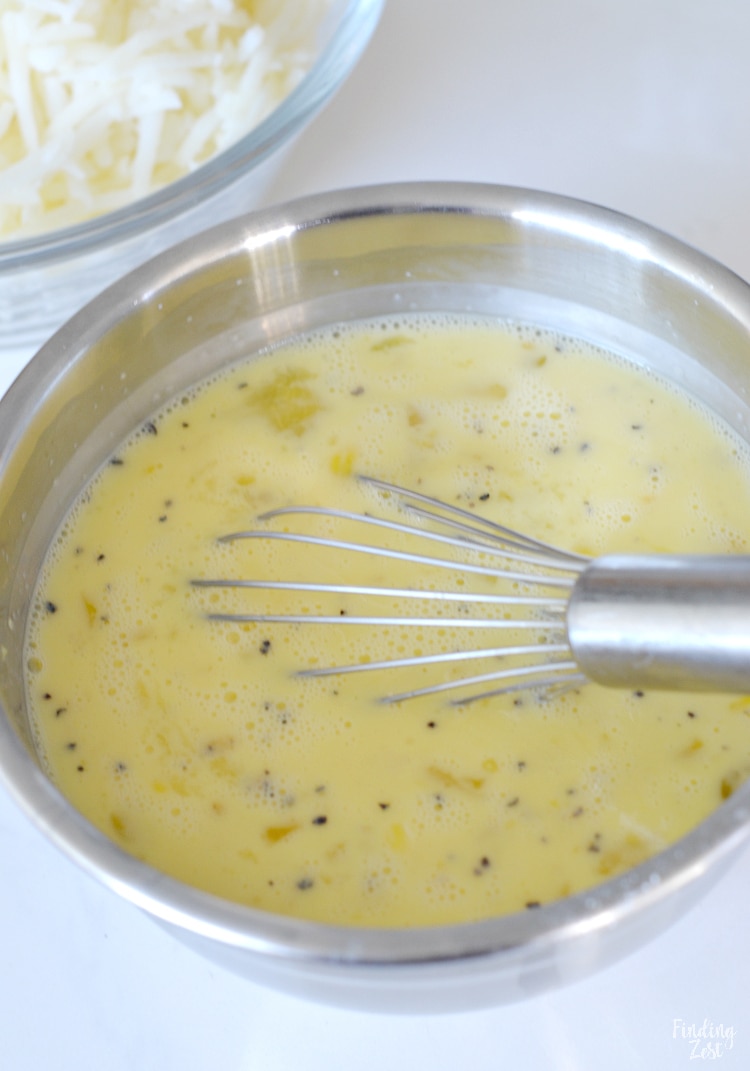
[2,1,750,1067]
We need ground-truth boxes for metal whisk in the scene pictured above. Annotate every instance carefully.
[192,477,750,704]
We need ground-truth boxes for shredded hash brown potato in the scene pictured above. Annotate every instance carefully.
[0,0,332,238]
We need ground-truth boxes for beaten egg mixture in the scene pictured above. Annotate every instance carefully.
[25,315,750,926]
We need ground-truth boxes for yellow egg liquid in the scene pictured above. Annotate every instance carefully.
[24,315,750,926]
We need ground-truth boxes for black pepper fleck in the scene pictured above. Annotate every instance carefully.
[45,601,57,614]
[143,421,158,436]
[259,639,272,655]
[479,492,490,501]
[296,877,314,891]
[312,815,328,826]
[525,901,542,909]
[378,802,390,810]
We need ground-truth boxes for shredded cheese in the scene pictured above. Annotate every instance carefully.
[0,0,333,238]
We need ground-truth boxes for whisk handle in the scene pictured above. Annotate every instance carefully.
[568,555,750,692]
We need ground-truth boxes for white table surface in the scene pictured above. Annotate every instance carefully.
[3,1,750,1067]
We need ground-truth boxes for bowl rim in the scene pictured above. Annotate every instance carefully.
[0,0,384,272]
[2,180,750,970]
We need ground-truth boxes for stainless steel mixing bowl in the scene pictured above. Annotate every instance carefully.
[1,183,750,1014]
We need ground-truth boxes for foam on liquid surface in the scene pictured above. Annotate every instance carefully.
[24,315,750,926]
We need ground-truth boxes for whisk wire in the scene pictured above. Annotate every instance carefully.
[381,659,585,705]
[297,642,572,678]
[359,477,589,565]
[216,512,585,584]
[194,477,595,703]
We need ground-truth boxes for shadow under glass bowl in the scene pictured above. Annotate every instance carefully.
[1,182,750,1014]
[0,0,384,355]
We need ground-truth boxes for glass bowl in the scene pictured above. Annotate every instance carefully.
[0,0,383,356]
